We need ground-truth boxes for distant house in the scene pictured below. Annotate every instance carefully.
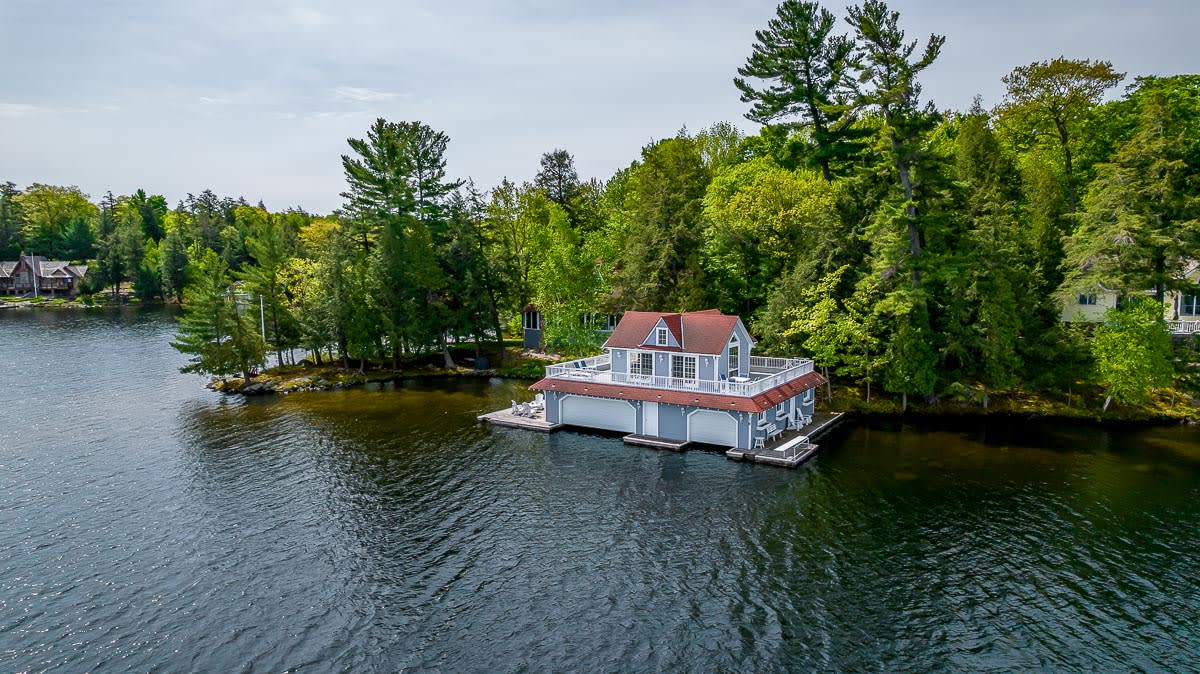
[1061,261,1200,336]
[520,304,619,351]
[531,309,826,449]
[0,254,89,297]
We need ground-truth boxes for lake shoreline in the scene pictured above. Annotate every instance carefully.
[212,363,1200,425]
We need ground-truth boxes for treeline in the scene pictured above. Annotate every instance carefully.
[5,0,1198,409]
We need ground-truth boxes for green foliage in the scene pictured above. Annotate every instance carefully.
[610,132,711,311]
[702,158,839,315]
[171,249,266,380]
[1092,297,1173,408]
[1064,86,1200,302]
[735,1,863,179]
[16,183,99,258]
[999,57,1125,214]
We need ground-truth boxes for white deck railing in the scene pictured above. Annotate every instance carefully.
[545,354,814,397]
[1169,320,1200,335]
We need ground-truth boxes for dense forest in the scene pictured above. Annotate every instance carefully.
[3,0,1197,411]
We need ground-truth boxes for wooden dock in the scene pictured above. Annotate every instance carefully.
[623,434,690,451]
[477,407,563,433]
[725,411,846,469]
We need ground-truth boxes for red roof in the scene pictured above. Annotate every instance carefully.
[530,371,826,414]
[602,309,744,355]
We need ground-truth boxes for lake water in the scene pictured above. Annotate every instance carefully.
[1,308,1198,672]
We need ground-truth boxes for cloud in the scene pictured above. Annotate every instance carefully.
[0,103,40,117]
[288,7,331,27]
[198,96,233,105]
[332,86,400,103]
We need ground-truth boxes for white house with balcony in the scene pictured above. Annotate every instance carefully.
[1061,261,1200,336]
[530,309,826,449]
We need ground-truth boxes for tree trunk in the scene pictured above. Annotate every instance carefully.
[983,385,989,410]
[891,133,921,286]
[823,365,832,402]
[1055,118,1077,215]
[441,332,456,369]
[1102,395,1112,413]
[902,392,908,412]
[866,379,871,403]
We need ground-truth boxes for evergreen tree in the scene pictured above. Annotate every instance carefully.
[736,0,863,180]
[171,250,265,381]
[1064,88,1200,303]
[0,182,24,259]
[160,225,190,303]
[240,214,298,367]
[613,132,711,311]
[535,149,580,207]
[61,215,96,261]
[846,0,944,286]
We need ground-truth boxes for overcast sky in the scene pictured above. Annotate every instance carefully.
[0,0,1196,214]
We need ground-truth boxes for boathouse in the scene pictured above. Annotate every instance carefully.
[530,309,826,450]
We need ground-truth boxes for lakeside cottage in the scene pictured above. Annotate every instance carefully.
[0,253,89,297]
[1062,260,1200,336]
[530,309,826,450]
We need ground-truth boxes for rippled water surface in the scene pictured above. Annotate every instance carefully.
[2,308,1199,672]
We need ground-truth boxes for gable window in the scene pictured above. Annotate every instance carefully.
[1182,294,1200,315]
[727,335,740,378]
[631,352,653,376]
[1078,293,1098,306]
[656,327,668,346]
[671,354,696,381]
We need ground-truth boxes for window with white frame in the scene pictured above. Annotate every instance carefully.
[671,354,696,380]
[1182,294,1200,315]
[1078,293,1098,306]
[727,335,739,378]
[523,311,541,330]
[631,352,653,376]
[656,327,668,345]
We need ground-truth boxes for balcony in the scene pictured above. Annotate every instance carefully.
[544,354,815,397]
[1169,320,1200,335]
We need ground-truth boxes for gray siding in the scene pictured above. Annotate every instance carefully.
[611,348,628,375]
[698,354,715,382]
[545,391,562,423]
[658,404,688,441]
[653,352,670,377]
[523,328,542,349]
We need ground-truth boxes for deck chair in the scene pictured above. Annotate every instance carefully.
[532,392,545,410]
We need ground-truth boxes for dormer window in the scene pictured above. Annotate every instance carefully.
[656,327,668,346]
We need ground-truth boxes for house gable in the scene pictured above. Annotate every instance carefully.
[642,317,681,349]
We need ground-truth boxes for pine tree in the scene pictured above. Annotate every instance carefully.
[171,250,265,381]
[735,0,863,180]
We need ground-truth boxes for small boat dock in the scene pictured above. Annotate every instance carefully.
[726,411,846,468]
[476,407,562,433]
[623,434,690,451]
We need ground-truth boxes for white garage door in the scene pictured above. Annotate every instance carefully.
[561,396,636,433]
[688,410,738,447]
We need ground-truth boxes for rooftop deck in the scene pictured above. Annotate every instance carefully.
[544,354,815,397]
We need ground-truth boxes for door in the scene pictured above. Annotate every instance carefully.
[560,395,636,433]
[688,410,739,447]
[643,402,659,436]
